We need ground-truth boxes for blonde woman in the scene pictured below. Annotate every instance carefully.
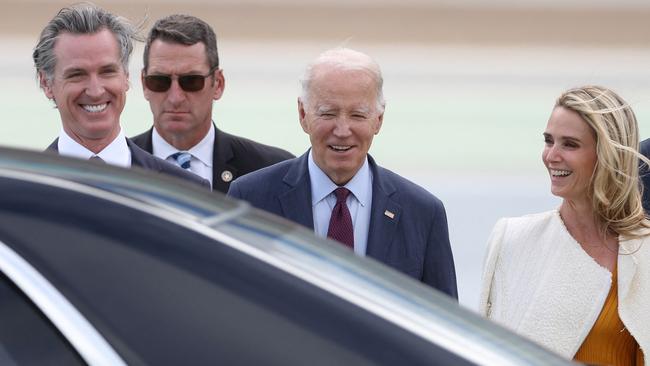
[480,86,649,365]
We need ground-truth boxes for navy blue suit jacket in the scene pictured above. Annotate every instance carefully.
[228,152,458,299]
[640,138,650,211]
[47,138,210,189]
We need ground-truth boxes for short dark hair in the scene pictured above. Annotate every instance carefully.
[143,14,219,72]
[33,2,136,82]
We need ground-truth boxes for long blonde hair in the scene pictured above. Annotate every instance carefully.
[556,85,650,237]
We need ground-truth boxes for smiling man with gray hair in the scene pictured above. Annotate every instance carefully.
[33,3,208,187]
[228,48,457,297]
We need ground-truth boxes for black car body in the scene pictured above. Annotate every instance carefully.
[0,147,574,366]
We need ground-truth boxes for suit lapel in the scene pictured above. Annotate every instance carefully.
[279,153,314,229]
[212,126,237,193]
[46,139,59,152]
[365,157,400,261]
[127,138,153,169]
[139,128,155,152]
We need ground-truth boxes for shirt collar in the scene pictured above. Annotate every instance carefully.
[152,124,214,167]
[307,150,372,207]
[58,127,131,168]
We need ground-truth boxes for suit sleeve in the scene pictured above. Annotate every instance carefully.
[226,179,243,199]
[423,200,458,300]
[478,218,507,316]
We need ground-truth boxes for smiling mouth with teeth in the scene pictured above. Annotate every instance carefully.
[330,145,352,152]
[82,103,108,113]
[550,169,572,177]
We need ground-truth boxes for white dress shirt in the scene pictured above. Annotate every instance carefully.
[58,128,131,167]
[152,124,214,186]
[308,150,373,256]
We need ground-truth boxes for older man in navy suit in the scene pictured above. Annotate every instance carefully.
[228,48,457,298]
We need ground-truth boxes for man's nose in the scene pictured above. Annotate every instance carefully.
[85,75,105,98]
[167,78,187,104]
[332,118,352,137]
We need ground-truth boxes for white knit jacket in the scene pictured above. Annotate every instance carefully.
[479,210,649,359]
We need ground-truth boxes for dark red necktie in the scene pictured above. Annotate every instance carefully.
[327,187,354,249]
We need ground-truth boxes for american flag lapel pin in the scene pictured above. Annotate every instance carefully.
[384,210,395,219]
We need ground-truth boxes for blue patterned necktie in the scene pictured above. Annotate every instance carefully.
[170,151,192,170]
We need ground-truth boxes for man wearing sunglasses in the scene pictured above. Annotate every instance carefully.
[33,3,209,188]
[132,14,294,193]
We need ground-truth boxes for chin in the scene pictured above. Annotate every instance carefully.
[549,187,564,199]
[160,120,191,131]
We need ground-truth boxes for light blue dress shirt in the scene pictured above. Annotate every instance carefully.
[308,150,373,256]
[152,123,215,186]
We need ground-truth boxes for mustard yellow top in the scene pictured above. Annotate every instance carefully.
[574,269,644,366]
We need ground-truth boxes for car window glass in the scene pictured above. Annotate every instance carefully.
[0,272,86,366]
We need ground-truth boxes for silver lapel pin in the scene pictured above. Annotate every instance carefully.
[221,170,233,183]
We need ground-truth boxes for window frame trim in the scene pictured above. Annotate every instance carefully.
[0,240,127,366]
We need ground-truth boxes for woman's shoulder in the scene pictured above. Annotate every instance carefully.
[494,210,559,236]
[620,229,650,257]
[479,210,560,315]
[486,209,565,259]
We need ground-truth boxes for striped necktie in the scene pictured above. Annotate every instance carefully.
[170,151,192,170]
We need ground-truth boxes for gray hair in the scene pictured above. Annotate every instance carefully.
[33,2,138,83]
[300,48,385,113]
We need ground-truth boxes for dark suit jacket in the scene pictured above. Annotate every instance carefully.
[640,138,650,211]
[47,138,210,188]
[227,152,458,299]
[131,126,294,193]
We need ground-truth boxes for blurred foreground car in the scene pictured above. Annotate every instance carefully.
[0,147,574,366]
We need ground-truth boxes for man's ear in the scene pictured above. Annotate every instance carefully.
[39,71,54,99]
[141,69,149,100]
[298,98,308,133]
[374,110,384,135]
[213,69,225,100]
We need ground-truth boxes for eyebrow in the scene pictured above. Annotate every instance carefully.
[543,132,581,143]
[61,67,86,77]
[563,136,581,144]
[100,63,120,70]
[316,105,336,113]
[147,68,209,76]
[351,107,371,114]
[62,62,121,77]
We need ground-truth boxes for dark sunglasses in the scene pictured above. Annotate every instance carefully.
[144,68,217,92]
